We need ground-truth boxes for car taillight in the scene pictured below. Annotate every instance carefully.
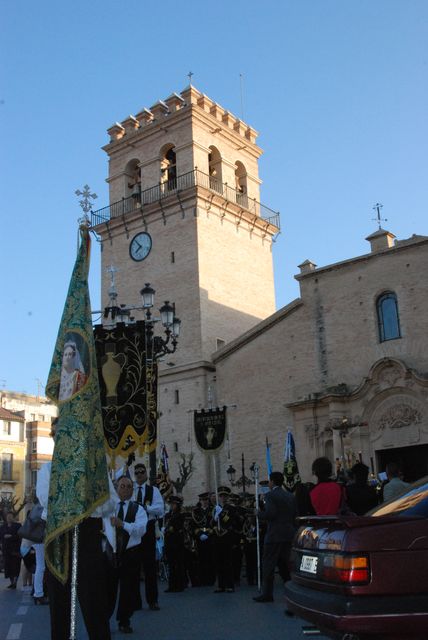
[322,554,369,584]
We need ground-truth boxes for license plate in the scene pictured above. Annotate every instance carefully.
[300,554,318,574]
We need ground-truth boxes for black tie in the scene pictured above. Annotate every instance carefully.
[116,501,126,556]
[137,486,143,505]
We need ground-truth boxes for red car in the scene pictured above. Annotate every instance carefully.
[285,477,428,640]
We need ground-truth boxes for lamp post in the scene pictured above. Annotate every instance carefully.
[96,270,181,482]
[226,453,255,494]
[101,279,181,357]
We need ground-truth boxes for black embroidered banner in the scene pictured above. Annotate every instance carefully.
[94,321,157,461]
[194,407,227,452]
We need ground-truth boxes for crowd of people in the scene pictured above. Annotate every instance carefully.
[0,447,410,638]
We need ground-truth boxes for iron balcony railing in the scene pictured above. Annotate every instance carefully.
[90,168,280,229]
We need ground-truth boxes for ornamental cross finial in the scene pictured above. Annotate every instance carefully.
[372,202,387,230]
[106,264,119,285]
[75,184,98,214]
[187,71,194,85]
[106,264,119,302]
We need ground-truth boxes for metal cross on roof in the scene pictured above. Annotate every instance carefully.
[372,202,387,229]
[75,184,98,214]
[187,71,194,84]
[106,264,119,296]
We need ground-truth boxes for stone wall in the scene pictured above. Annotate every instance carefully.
[214,234,428,484]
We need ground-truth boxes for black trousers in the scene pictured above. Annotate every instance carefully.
[165,542,186,591]
[140,520,158,605]
[233,542,243,584]
[46,518,111,640]
[244,540,257,585]
[106,545,141,625]
[261,541,292,599]
[196,539,215,586]
[214,534,235,590]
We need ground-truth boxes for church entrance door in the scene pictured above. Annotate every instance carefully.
[376,444,428,483]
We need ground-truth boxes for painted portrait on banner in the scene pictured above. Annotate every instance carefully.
[58,331,90,401]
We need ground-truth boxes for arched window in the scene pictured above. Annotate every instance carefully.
[161,146,177,191]
[125,159,141,202]
[208,146,222,193]
[234,161,248,207]
[377,292,401,342]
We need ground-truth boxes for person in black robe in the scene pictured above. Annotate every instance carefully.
[0,512,21,588]
[345,462,379,515]
[164,496,186,592]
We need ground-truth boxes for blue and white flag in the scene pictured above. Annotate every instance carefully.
[266,436,273,476]
[284,430,296,462]
[283,429,301,491]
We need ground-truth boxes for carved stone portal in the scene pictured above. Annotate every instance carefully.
[378,404,422,431]
[377,363,402,388]
[370,394,425,447]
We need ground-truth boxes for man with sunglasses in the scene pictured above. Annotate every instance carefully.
[133,463,164,611]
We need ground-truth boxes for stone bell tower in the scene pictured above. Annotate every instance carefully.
[91,85,280,498]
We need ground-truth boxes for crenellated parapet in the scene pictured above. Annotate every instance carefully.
[106,85,258,145]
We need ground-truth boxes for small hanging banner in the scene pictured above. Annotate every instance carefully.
[94,320,157,461]
[194,407,227,453]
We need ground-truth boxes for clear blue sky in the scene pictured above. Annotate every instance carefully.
[1,0,427,395]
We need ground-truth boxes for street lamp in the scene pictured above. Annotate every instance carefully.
[140,282,155,310]
[226,453,255,494]
[226,464,236,484]
[101,276,181,359]
[139,285,181,359]
[96,270,181,481]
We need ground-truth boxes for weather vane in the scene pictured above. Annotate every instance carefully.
[75,184,97,224]
[372,202,387,229]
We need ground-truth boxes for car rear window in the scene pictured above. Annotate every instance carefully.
[369,477,428,518]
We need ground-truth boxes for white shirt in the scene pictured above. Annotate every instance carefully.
[133,481,164,521]
[36,462,52,521]
[109,498,147,551]
[36,461,116,521]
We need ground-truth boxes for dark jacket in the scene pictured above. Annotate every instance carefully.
[345,483,378,515]
[257,486,296,544]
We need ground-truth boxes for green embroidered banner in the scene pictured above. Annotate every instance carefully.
[45,225,109,584]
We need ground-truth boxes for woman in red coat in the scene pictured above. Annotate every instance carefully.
[310,457,345,516]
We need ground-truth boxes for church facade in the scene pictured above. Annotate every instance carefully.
[214,230,428,486]
[92,86,428,499]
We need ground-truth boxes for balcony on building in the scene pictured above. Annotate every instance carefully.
[90,168,280,231]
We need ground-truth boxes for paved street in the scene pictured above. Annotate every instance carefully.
[0,573,329,640]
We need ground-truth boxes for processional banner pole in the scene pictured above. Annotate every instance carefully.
[253,462,261,592]
[69,526,79,640]
[212,455,220,531]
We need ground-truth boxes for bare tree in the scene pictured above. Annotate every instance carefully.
[171,453,195,494]
[0,494,29,522]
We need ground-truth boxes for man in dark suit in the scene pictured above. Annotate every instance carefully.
[132,463,164,611]
[253,471,296,603]
[106,476,147,634]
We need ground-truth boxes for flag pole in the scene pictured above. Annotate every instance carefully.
[212,455,220,531]
[69,525,79,640]
[68,210,93,640]
[253,462,261,592]
[69,215,86,640]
